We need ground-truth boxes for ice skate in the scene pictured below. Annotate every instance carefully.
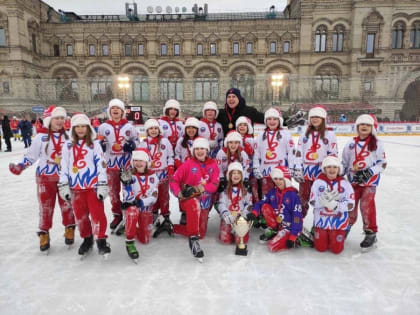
[297,227,314,248]
[189,236,204,263]
[64,225,76,248]
[78,236,93,260]
[38,231,50,254]
[113,218,126,236]
[125,240,139,264]
[96,238,111,260]
[109,215,123,231]
[259,228,276,243]
[179,212,186,225]
[360,231,377,252]
[153,215,174,238]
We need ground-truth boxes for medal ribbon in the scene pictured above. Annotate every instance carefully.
[229,186,241,208]
[202,118,216,139]
[135,173,149,198]
[111,121,122,144]
[353,136,370,166]
[266,130,277,151]
[72,140,86,168]
[310,131,320,151]
[50,132,63,158]
[145,137,159,160]
[226,106,236,129]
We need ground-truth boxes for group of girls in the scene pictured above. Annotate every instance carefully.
[8,95,386,262]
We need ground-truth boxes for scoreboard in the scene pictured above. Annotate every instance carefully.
[126,106,143,124]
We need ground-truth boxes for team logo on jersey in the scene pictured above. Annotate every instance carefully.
[161,145,166,150]
[270,195,276,202]
[163,125,168,130]
[125,130,131,136]
[323,138,329,145]
[318,186,325,193]
[303,137,308,144]
[200,127,206,132]
[217,128,221,132]
[105,130,111,136]
[67,143,72,149]
[150,177,155,183]
[338,186,344,193]
[177,126,182,130]
[191,167,198,173]
[42,135,48,142]
[289,139,294,146]
[336,234,344,242]
[349,143,355,149]
[284,197,290,204]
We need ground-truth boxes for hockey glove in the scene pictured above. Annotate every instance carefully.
[246,212,257,222]
[218,177,227,193]
[292,168,304,183]
[220,209,235,225]
[319,192,339,210]
[136,199,144,209]
[243,179,252,193]
[181,185,199,198]
[119,168,133,185]
[353,169,373,184]
[96,182,109,201]
[9,163,25,175]
[253,167,263,180]
[123,140,136,153]
[58,182,71,201]
[121,202,135,210]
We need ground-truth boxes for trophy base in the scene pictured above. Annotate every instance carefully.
[235,245,248,256]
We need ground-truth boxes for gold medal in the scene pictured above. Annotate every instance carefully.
[54,157,61,165]
[354,164,358,171]
[266,150,273,158]
[312,152,318,159]
[112,143,121,151]
[232,211,238,218]
[228,123,233,129]
[72,166,78,173]
[276,216,283,224]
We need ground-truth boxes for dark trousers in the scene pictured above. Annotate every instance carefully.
[4,137,11,151]
[23,136,31,148]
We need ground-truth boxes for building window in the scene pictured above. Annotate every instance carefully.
[56,79,79,101]
[332,30,344,52]
[197,43,203,56]
[314,76,339,100]
[90,79,113,101]
[102,44,109,56]
[233,42,239,55]
[3,81,9,94]
[174,43,180,56]
[364,81,373,92]
[159,78,183,100]
[132,76,149,101]
[195,78,219,101]
[161,44,167,56]
[283,41,290,53]
[247,42,253,54]
[89,44,96,56]
[124,44,132,56]
[270,41,276,54]
[231,70,255,101]
[315,27,327,52]
[392,23,405,49]
[410,23,420,49]
[53,44,60,56]
[366,33,375,57]
[210,43,216,55]
[138,44,144,56]
[66,44,73,56]
[0,28,6,46]
[32,33,37,53]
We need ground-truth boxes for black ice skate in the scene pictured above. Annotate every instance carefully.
[109,215,123,230]
[189,236,204,263]
[360,231,377,252]
[64,225,76,247]
[259,228,276,243]
[78,236,93,259]
[38,231,50,254]
[96,238,111,259]
[153,215,174,238]
[125,240,139,264]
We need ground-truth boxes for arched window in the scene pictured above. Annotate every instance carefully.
[88,68,113,101]
[159,68,184,101]
[315,26,327,52]
[314,64,341,100]
[194,68,219,101]
[231,67,255,102]
[127,68,149,102]
[332,25,345,52]
[54,68,79,101]
[410,21,420,49]
[0,12,8,47]
[392,22,405,49]
[267,68,290,103]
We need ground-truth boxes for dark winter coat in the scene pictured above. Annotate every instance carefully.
[18,119,33,137]
[2,116,12,138]
[217,100,265,135]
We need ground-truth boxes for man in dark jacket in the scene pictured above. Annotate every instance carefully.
[217,88,265,135]
[2,115,12,152]
[18,116,33,148]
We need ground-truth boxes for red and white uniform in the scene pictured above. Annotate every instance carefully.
[60,139,108,239]
[342,136,386,233]
[97,119,140,217]
[139,136,174,217]
[216,148,250,181]
[174,137,195,166]
[199,119,224,158]
[170,157,220,238]
[159,117,184,149]
[218,186,252,244]
[122,171,159,244]
[16,128,75,232]
[310,174,354,254]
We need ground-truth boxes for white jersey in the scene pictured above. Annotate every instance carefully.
[97,119,140,171]
[158,117,184,148]
[342,137,386,187]
[18,130,68,178]
[59,139,107,190]
[139,136,174,180]
[216,148,250,181]
[253,129,295,177]
[294,129,338,180]
[122,171,159,211]
[174,137,194,164]
[198,119,224,158]
[310,176,354,230]
[218,186,253,217]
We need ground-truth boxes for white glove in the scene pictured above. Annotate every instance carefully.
[58,183,71,201]
[292,168,304,183]
[220,209,235,225]
[324,190,340,202]
[253,167,263,179]
[319,191,339,210]
[96,182,109,201]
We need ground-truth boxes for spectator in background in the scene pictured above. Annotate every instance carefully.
[339,114,347,123]
[18,116,33,148]
[2,115,12,152]
[92,116,100,133]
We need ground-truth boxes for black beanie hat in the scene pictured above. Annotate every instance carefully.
[226,88,242,100]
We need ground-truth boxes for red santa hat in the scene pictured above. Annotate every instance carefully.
[43,106,67,128]
[107,98,125,119]
[163,99,181,116]
[70,113,96,140]
[202,101,219,118]
[235,116,253,135]
[227,161,244,180]
[308,105,327,123]
[355,114,378,136]
[270,166,292,188]
[184,117,200,132]
[131,148,151,167]
[144,118,163,135]
[224,131,243,147]
[264,107,284,127]
[321,155,342,175]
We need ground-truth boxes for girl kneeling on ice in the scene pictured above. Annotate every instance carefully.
[250,166,302,252]
[120,148,159,261]
[58,113,110,258]
[218,162,253,255]
[310,156,354,254]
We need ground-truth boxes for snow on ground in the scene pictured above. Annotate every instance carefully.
[0,136,420,315]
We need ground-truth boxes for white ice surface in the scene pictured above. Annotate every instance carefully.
[1,136,420,315]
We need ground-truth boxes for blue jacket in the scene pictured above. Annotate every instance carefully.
[253,187,303,237]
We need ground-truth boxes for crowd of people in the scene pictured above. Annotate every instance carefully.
[7,87,387,262]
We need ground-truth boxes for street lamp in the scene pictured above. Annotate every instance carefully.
[271,73,284,105]
[118,76,130,104]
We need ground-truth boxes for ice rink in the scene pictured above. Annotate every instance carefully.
[1,136,420,315]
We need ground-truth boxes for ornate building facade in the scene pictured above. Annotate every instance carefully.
[1,0,420,120]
